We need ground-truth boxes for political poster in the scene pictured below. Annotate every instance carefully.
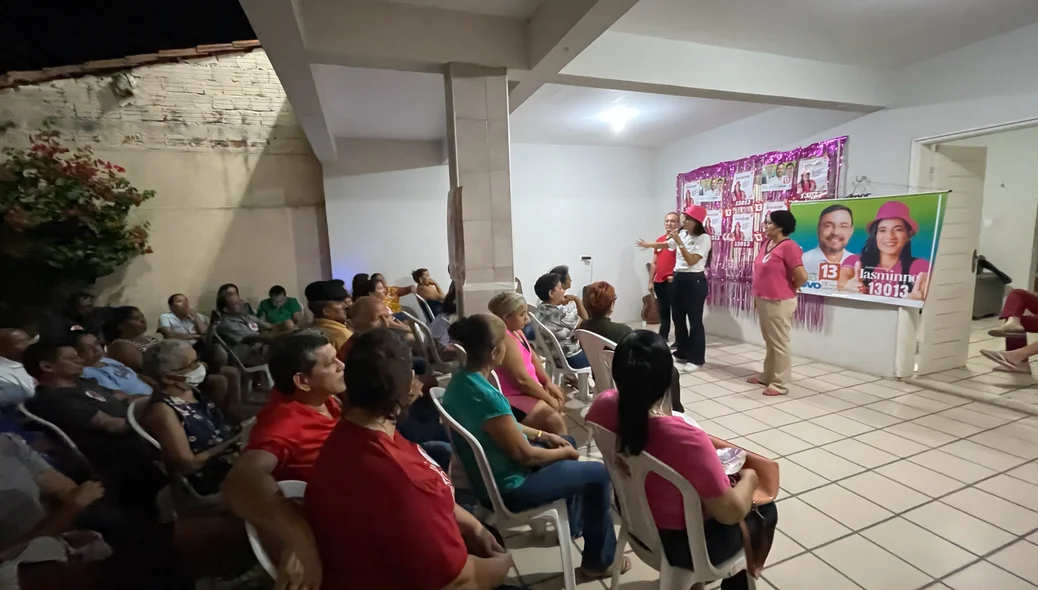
[681,181,698,211]
[795,156,829,199]
[696,177,724,204]
[761,162,796,192]
[758,201,788,240]
[730,212,755,247]
[789,193,946,308]
[732,171,755,204]
[704,210,722,237]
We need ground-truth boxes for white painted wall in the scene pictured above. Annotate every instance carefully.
[951,127,1038,290]
[324,143,658,322]
[652,21,1038,376]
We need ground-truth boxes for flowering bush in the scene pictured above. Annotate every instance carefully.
[0,131,155,279]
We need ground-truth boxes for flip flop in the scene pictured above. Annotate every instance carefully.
[980,349,1031,373]
[762,387,786,397]
[578,556,632,581]
[993,364,1033,375]
[988,327,1027,338]
[746,376,761,384]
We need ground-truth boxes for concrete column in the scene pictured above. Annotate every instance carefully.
[443,63,515,316]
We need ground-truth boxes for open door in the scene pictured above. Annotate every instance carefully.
[915,144,986,375]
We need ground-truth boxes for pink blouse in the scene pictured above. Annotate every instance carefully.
[496,329,541,414]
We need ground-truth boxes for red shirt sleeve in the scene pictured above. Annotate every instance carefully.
[244,420,292,465]
[783,241,804,272]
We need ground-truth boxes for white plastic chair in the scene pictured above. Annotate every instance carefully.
[17,403,89,466]
[414,292,435,323]
[400,310,458,374]
[586,423,754,590]
[574,329,617,395]
[528,314,592,401]
[127,398,219,504]
[245,480,307,579]
[430,387,576,590]
[210,327,273,401]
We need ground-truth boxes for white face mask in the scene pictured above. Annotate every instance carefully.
[181,364,207,388]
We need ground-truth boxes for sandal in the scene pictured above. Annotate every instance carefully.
[762,387,786,397]
[746,376,761,384]
[578,556,631,580]
[980,349,1031,374]
[988,327,1026,338]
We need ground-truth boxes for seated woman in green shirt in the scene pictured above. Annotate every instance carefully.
[257,285,304,333]
[578,281,683,412]
[441,314,629,580]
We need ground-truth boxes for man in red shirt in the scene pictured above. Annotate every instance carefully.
[648,211,680,347]
[221,329,345,590]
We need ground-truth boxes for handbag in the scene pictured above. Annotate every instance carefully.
[707,435,779,578]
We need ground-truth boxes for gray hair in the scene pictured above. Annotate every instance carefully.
[488,290,527,320]
[142,339,194,379]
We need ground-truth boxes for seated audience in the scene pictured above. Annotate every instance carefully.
[487,291,568,435]
[585,331,774,590]
[370,272,415,314]
[214,294,271,367]
[369,277,415,329]
[306,328,515,589]
[141,340,241,495]
[22,341,166,524]
[211,283,256,323]
[413,268,446,316]
[443,314,627,580]
[0,327,35,408]
[533,272,590,369]
[578,283,685,413]
[305,281,353,352]
[103,306,158,351]
[71,330,152,396]
[342,297,451,469]
[429,285,458,351]
[0,433,188,590]
[38,291,113,342]
[157,294,208,342]
[221,330,344,586]
[350,273,370,298]
[257,285,304,333]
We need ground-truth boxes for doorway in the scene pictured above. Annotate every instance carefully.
[909,119,1038,378]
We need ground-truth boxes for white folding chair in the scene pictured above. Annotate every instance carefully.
[17,403,89,466]
[210,326,273,401]
[431,387,576,590]
[574,329,617,395]
[413,293,435,323]
[400,310,458,375]
[586,423,754,590]
[528,314,592,401]
[245,480,307,579]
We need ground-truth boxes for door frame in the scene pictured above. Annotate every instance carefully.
[902,117,1038,377]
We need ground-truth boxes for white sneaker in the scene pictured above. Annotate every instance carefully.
[680,363,702,373]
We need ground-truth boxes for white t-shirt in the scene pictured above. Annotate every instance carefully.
[670,231,711,273]
[158,312,207,335]
[802,247,852,280]
[0,357,35,407]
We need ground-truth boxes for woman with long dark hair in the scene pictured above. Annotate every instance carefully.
[838,201,929,301]
[585,331,772,589]
[637,205,712,372]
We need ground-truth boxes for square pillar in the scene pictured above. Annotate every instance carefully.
[444,63,515,316]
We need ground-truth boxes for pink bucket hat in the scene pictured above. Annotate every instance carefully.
[867,201,919,235]
[683,205,708,225]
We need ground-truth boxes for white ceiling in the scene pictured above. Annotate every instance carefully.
[612,0,1038,68]
[311,65,446,140]
[509,84,772,147]
[378,0,543,19]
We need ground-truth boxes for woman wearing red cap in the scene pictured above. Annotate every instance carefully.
[838,201,930,301]
[638,205,712,372]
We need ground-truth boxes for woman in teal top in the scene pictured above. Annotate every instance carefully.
[441,314,629,579]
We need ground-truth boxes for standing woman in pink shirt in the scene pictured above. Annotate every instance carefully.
[749,210,808,396]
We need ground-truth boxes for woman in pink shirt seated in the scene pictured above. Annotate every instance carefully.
[838,201,930,301]
[749,210,807,396]
[488,291,568,435]
[586,331,773,589]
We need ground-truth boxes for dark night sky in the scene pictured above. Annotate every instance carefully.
[0,1,255,74]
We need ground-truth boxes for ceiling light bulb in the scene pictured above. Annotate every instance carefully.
[598,106,637,134]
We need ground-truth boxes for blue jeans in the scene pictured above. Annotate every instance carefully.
[501,447,616,571]
[566,349,590,369]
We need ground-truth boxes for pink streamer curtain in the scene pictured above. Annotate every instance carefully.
[675,137,847,331]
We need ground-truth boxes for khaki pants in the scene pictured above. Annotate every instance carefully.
[755,297,798,393]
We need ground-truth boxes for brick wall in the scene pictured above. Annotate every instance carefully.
[0,50,330,325]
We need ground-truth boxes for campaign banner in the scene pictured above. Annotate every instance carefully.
[796,156,830,199]
[789,192,946,308]
[761,161,795,192]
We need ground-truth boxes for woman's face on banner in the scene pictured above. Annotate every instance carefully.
[876,218,910,255]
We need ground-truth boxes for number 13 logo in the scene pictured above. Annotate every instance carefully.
[819,263,839,280]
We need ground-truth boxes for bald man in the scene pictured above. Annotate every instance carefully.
[0,328,35,407]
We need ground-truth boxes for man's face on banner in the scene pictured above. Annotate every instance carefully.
[817,209,854,255]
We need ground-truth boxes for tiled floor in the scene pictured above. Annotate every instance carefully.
[923,318,1038,412]
[501,332,1038,590]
